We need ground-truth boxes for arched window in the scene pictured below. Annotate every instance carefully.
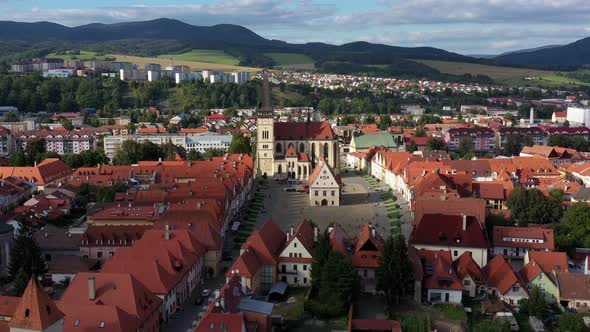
[323,143,329,160]
[333,142,338,164]
[299,143,305,153]
[278,164,282,174]
[297,165,301,178]
[276,143,282,153]
[311,143,316,160]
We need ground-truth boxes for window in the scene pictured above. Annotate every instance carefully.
[453,250,458,257]
[294,243,297,248]
[314,190,318,197]
[363,269,368,277]
[293,265,297,271]
[97,251,103,258]
[303,265,307,271]
[304,278,307,284]
[75,320,80,326]
[512,286,519,292]
[323,190,327,196]
[331,190,335,196]
[289,253,293,257]
[299,253,302,258]
[99,321,106,328]
[429,292,442,302]
[463,280,471,286]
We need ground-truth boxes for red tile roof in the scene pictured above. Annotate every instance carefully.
[9,278,64,330]
[274,121,335,140]
[0,158,72,185]
[328,224,351,256]
[60,272,161,324]
[0,296,19,318]
[57,301,140,332]
[81,225,150,247]
[527,251,568,274]
[352,224,384,268]
[284,220,315,254]
[518,262,544,284]
[418,250,463,291]
[410,214,488,249]
[225,248,261,278]
[240,220,285,266]
[492,226,554,251]
[195,312,244,332]
[454,252,483,284]
[482,255,524,295]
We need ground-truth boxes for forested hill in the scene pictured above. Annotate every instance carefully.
[0,18,474,69]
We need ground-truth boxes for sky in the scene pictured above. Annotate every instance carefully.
[1,0,590,55]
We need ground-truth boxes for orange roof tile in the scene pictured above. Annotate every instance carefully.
[482,255,524,295]
[9,278,64,330]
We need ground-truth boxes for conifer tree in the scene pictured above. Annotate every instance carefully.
[376,233,415,304]
[8,221,47,296]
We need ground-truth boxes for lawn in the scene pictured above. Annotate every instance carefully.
[435,304,466,321]
[265,52,315,66]
[47,50,113,61]
[158,49,240,66]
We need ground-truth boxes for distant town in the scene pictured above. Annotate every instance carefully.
[1,54,590,332]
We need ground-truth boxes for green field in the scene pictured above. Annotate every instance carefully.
[157,50,239,66]
[47,50,113,61]
[264,52,315,66]
[412,59,590,88]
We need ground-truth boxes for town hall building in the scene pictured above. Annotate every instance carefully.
[255,73,340,179]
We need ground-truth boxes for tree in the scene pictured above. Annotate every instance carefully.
[406,141,417,153]
[507,187,560,226]
[555,202,590,253]
[559,313,584,332]
[426,138,445,151]
[501,136,523,157]
[203,148,225,160]
[1,112,18,122]
[25,138,46,165]
[112,140,142,165]
[458,137,474,157]
[519,285,546,317]
[7,221,47,296]
[60,119,74,131]
[229,135,251,154]
[414,128,427,137]
[9,151,27,166]
[378,115,393,130]
[187,150,204,161]
[376,233,415,305]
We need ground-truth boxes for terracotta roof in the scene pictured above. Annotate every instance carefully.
[81,225,150,247]
[473,182,507,200]
[309,158,340,186]
[414,197,486,223]
[556,272,590,300]
[328,224,352,256]
[0,296,19,317]
[240,219,285,266]
[454,252,483,284]
[418,250,463,291]
[407,245,424,281]
[527,251,568,273]
[195,312,244,332]
[274,121,335,140]
[519,262,544,284]
[284,220,315,255]
[0,158,72,185]
[492,226,554,251]
[9,278,64,330]
[482,255,524,295]
[352,224,384,268]
[57,301,140,332]
[225,248,261,278]
[410,214,488,249]
[60,272,161,323]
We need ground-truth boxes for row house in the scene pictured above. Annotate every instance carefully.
[519,251,568,303]
[102,228,206,322]
[445,127,495,153]
[17,130,97,155]
[0,127,14,158]
[0,274,161,332]
[227,220,286,295]
[556,273,590,312]
[351,224,384,294]
[561,161,590,187]
[491,226,555,259]
[482,255,528,305]
[410,213,489,267]
[417,249,464,304]
[0,176,35,214]
[520,145,584,166]
[80,225,150,259]
[278,220,316,287]
[495,127,546,149]
[543,126,590,141]
[0,158,72,191]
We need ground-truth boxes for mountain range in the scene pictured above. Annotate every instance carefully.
[0,18,588,72]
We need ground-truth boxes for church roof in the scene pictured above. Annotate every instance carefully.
[9,278,64,330]
[274,121,335,140]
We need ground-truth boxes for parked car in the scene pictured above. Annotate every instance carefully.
[201,289,211,298]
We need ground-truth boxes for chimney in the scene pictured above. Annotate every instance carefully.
[88,276,96,300]
[314,226,319,242]
[530,108,534,124]
[290,226,294,238]
[371,226,376,238]
[165,224,170,240]
[462,214,467,231]
[158,157,162,162]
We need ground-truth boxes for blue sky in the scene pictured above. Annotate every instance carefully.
[1,0,590,55]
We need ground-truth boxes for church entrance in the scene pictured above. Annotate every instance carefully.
[321,199,328,206]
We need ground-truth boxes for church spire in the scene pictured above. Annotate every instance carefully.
[9,278,64,331]
[258,71,273,118]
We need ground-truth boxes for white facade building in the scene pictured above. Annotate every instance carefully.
[566,107,590,127]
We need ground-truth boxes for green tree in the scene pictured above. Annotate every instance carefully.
[378,115,393,130]
[25,138,46,165]
[519,285,546,317]
[9,151,27,166]
[559,312,584,332]
[60,119,74,131]
[187,150,204,161]
[7,221,47,296]
[502,136,523,156]
[203,148,225,160]
[414,128,427,137]
[426,138,445,150]
[406,141,418,153]
[458,137,474,157]
[1,112,18,122]
[229,135,251,154]
[376,233,415,305]
[555,202,590,253]
[112,140,142,165]
[507,187,559,226]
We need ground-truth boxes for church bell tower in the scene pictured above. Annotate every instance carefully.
[255,71,275,177]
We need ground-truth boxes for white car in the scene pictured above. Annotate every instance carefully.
[201,289,211,298]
